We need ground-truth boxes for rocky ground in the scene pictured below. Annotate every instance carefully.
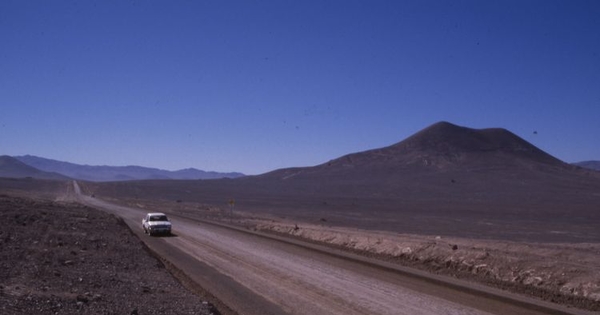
[0,194,220,315]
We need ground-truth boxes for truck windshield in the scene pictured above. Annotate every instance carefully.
[150,216,168,221]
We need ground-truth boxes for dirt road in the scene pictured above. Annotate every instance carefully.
[71,182,594,315]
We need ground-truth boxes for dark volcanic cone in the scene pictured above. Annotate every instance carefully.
[261,121,571,183]
[388,121,564,167]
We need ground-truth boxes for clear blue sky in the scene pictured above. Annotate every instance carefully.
[1,1,599,175]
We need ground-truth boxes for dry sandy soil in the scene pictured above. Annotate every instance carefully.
[0,193,221,315]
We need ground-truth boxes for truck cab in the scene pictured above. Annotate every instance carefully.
[142,212,172,236]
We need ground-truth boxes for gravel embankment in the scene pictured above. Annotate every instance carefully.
[0,195,220,315]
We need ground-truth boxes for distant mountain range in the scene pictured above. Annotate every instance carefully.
[6,155,244,182]
[573,160,600,171]
[0,156,70,180]
[1,122,597,183]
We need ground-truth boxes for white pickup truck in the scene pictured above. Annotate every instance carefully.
[142,212,172,236]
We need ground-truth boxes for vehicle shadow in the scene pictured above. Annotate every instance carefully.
[151,233,178,238]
